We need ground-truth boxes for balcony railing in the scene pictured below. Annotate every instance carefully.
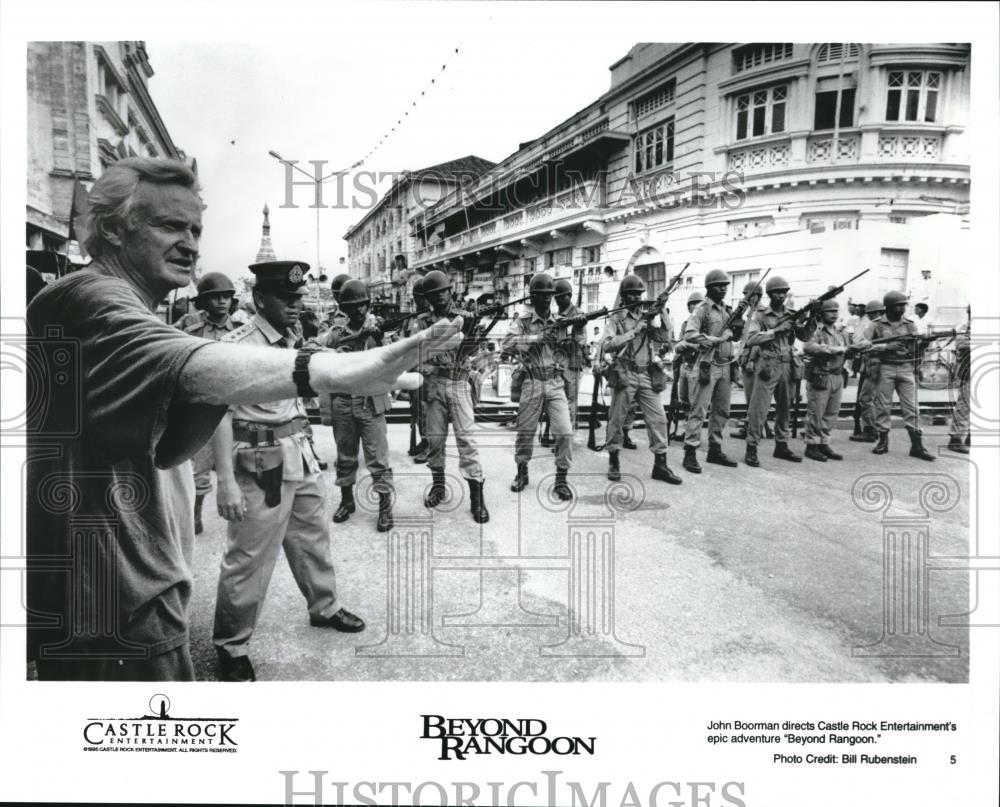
[806,133,860,164]
[728,139,792,173]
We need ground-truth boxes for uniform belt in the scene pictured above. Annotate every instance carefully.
[521,367,563,381]
[233,417,308,444]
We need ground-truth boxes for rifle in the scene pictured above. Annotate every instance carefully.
[641,262,691,322]
[327,326,380,350]
[587,369,603,451]
[667,365,682,442]
[463,295,531,334]
[847,329,956,356]
[774,268,871,330]
[380,310,419,335]
[790,364,804,438]
[455,296,532,362]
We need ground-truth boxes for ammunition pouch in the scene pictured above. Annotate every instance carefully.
[604,366,626,391]
[697,361,712,387]
[648,362,667,393]
[236,445,284,508]
[510,367,525,402]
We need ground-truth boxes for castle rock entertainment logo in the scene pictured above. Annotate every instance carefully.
[82,695,238,754]
[420,714,595,761]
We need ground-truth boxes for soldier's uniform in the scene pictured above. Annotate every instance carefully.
[673,319,699,423]
[503,310,576,472]
[803,321,850,449]
[860,314,922,434]
[553,302,588,430]
[406,308,430,458]
[851,311,880,440]
[603,308,672,455]
[683,298,735,451]
[948,322,971,452]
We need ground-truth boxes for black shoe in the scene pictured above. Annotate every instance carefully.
[376,492,393,532]
[408,438,428,457]
[804,444,828,462]
[872,431,889,455]
[510,463,529,492]
[947,436,969,455]
[773,441,802,462]
[706,444,737,468]
[194,494,205,535]
[553,469,573,501]
[652,454,682,485]
[744,445,760,467]
[907,427,935,462]
[333,487,355,523]
[468,479,490,523]
[682,447,702,474]
[412,445,429,464]
[217,651,255,683]
[607,451,621,482]
[424,470,447,508]
[622,432,638,450]
[819,444,843,461]
[310,607,366,632]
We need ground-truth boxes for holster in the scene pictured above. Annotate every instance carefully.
[648,362,667,393]
[697,361,712,387]
[236,446,284,508]
[510,367,524,402]
[757,354,776,382]
[730,363,740,383]
[807,369,829,391]
[604,365,625,391]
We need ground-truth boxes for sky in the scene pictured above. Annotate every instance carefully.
[147,9,637,284]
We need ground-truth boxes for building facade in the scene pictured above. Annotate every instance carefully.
[27,41,189,274]
[411,43,970,328]
[343,155,495,306]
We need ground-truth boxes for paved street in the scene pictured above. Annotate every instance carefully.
[188,412,971,684]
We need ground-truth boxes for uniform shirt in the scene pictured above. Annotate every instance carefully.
[26,270,227,660]
[179,312,235,341]
[860,315,920,366]
[221,313,318,479]
[804,321,850,373]
[744,305,812,359]
[684,298,735,365]
[601,306,671,366]
[553,302,589,370]
[502,309,566,372]
[420,303,469,374]
[175,309,204,331]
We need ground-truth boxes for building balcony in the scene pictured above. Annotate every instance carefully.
[413,180,606,267]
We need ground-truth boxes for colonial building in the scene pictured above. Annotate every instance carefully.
[343,155,495,306]
[27,41,189,275]
[411,43,970,327]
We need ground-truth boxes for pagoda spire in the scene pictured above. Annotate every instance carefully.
[255,203,277,263]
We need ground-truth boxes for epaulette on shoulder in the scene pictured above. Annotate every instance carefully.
[222,320,257,343]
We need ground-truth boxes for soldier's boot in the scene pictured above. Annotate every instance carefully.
[850,427,877,443]
[510,463,530,493]
[706,442,738,468]
[553,468,573,502]
[607,451,621,482]
[730,421,748,439]
[622,430,638,450]
[424,470,448,508]
[773,441,802,462]
[333,486,356,523]
[804,444,828,462]
[872,431,890,455]
[651,453,682,485]
[194,494,205,535]
[947,435,970,455]
[467,479,490,523]
[819,444,843,461]
[682,446,702,474]
[412,444,429,464]
[907,427,935,462]
[744,444,760,468]
[376,492,394,532]
[408,438,428,457]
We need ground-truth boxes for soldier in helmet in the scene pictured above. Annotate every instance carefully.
[742,275,813,467]
[318,279,395,531]
[681,269,740,473]
[802,299,850,461]
[320,273,353,335]
[211,260,366,682]
[601,274,682,485]
[406,275,431,463]
[849,298,885,443]
[671,290,705,434]
[856,291,934,460]
[503,273,577,500]
[553,278,589,442]
[176,271,237,533]
[730,280,765,440]
[417,269,490,523]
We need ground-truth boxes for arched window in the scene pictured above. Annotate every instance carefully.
[816,43,860,64]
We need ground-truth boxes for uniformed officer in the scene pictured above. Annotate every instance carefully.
[947,306,971,454]
[672,290,705,431]
[212,260,364,683]
[417,270,489,523]
[176,271,237,533]
[553,278,589,442]
[681,270,739,472]
[602,275,682,485]
[848,299,885,443]
[743,276,813,467]
[504,273,577,500]
[857,290,934,461]
[319,279,395,532]
[802,299,850,461]
[406,275,431,463]
[320,273,352,335]
[730,281,764,439]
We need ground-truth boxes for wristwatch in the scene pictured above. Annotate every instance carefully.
[293,347,320,398]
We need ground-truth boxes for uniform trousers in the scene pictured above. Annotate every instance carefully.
[515,377,573,469]
[423,376,484,481]
[805,372,844,445]
[563,368,581,428]
[949,376,970,438]
[330,395,393,494]
[857,368,879,433]
[684,363,732,448]
[747,358,795,447]
[874,363,921,432]
[606,368,668,454]
[213,465,339,659]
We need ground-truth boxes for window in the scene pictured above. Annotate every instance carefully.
[546,247,572,269]
[582,245,602,265]
[634,263,666,298]
[734,43,794,73]
[803,213,859,233]
[736,86,787,140]
[634,79,676,118]
[886,71,941,123]
[586,284,600,310]
[728,270,762,304]
[633,118,675,173]
[816,43,860,63]
[879,248,909,292]
[814,86,856,130]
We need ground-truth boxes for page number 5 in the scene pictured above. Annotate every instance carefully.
[950,755,957,764]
